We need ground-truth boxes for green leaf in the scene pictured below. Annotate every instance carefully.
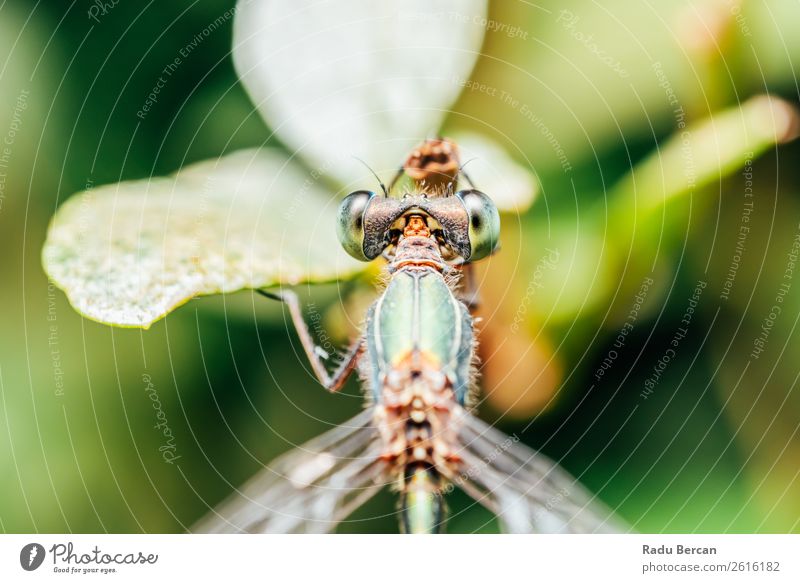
[517,96,799,327]
[233,0,488,186]
[451,132,538,212]
[608,95,799,227]
[600,95,800,324]
[42,149,362,329]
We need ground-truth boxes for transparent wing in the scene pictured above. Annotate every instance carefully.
[193,407,390,533]
[447,407,630,533]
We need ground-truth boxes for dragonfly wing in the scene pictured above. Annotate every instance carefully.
[448,407,629,533]
[193,407,390,533]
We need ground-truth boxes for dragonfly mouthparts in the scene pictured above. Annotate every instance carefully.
[403,214,430,238]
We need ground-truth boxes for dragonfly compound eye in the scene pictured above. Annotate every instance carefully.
[337,190,378,261]
[455,189,500,261]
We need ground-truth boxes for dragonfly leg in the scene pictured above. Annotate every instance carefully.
[257,289,363,392]
[458,263,481,313]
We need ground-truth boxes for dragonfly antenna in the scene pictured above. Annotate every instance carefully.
[352,156,388,196]
[458,157,477,190]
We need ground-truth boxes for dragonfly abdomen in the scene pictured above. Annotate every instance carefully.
[373,371,460,534]
[400,463,446,534]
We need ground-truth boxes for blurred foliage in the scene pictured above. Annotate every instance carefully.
[1,0,799,534]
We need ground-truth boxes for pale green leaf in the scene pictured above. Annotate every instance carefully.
[520,96,799,327]
[451,131,538,212]
[42,149,362,328]
[609,95,800,218]
[233,0,488,185]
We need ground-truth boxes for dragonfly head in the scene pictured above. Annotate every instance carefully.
[336,189,500,263]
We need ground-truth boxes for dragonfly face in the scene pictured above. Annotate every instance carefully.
[337,189,500,262]
[194,139,628,535]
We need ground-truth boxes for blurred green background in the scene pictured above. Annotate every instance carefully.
[2,0,800,533]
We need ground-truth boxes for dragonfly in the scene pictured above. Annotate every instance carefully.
[193,138,626,534]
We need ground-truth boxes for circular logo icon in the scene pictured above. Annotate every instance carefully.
[20,543,46,571]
